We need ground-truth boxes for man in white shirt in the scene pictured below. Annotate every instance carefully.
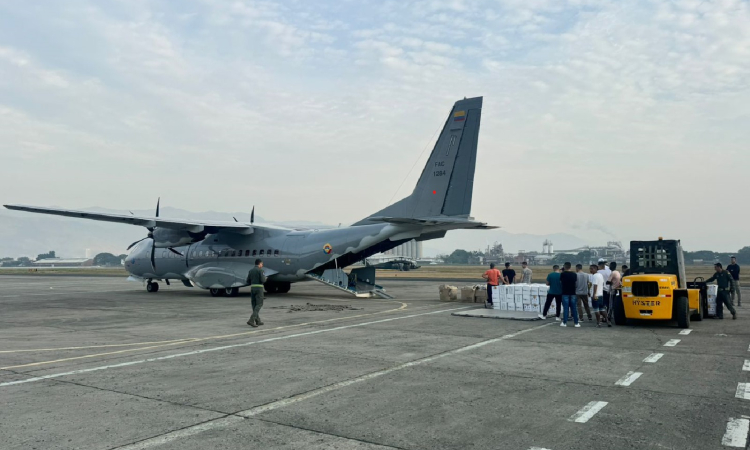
[590,264,610,327]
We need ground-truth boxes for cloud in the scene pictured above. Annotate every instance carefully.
[0,0,748,253]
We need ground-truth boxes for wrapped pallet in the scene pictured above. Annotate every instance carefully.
[707,284,718,316]
[474,285,487,303]
[439,285,459,302]
[461,286,477,303]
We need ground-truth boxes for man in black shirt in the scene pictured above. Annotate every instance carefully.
[728,256,741,307]
[560,262,580,327]
[502,262,516,284]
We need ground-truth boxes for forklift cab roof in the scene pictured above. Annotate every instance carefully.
[630,239,687,289]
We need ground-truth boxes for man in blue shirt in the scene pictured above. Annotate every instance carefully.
[728,256,741,307]
[540,265,562,320]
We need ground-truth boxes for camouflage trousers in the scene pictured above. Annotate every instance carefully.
[250,287,265,322]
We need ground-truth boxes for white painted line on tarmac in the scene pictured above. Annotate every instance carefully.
[569,401,608,423]
[0,305,474,388]
[664,339,681,347]
[743,360,750,372]
[722,417,750,447]
[112,322,555,450]
[529,447,552,450]
[615,371,643,387]
[736,383,750,400]
[679,329,692,335]
[644,353,664,363]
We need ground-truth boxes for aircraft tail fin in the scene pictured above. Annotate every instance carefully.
[356,96,482,224]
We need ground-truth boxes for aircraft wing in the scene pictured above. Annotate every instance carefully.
[3,204,276,234]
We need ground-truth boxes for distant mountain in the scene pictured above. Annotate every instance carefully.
[0,207,330,258]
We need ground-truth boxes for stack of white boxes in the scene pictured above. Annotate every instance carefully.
[491,284,551,314]
[707,284,718,316]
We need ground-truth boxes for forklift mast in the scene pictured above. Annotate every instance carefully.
[629,239,687,289]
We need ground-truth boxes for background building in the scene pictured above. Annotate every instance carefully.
[32,258,94,268]
[384,240,423,259]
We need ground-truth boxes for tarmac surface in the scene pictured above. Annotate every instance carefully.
[1,275,749,450]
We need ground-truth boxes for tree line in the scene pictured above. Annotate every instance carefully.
[0,252,127,267]
[436,246,750,266]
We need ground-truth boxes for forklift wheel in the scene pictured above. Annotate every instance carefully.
[676,296,690,328]
[613,295,627,326]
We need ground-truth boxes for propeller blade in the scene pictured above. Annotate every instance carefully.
[168,248,183,256]
[155,198,160,218]
[251,206,255,224]
[127,237,148,250]
[150,240,156,271]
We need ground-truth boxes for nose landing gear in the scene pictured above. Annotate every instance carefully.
[146,280,159,293]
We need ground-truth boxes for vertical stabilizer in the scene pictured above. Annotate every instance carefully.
[356,96,482,224]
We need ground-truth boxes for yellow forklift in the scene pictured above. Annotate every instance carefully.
[614,238,705,328]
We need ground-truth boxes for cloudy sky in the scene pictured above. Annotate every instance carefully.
[1,0,748,252]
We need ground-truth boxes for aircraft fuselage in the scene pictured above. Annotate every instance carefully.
[125,223,409,289]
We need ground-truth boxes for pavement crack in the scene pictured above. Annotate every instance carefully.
[251,416,411,450]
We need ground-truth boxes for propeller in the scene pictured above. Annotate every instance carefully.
[251,206,255,224]
[126,198,160,271]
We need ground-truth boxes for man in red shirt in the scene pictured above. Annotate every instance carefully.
[483,263,505,306]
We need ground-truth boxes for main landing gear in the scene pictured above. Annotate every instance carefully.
[209,287,239,297]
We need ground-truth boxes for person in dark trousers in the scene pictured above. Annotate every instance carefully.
[559,262,580,327]
[539,265,562,320]
[482,263,504,306]
[706,263,737,320]
[502,262,516,284]
[728,256,741,307]
[247,259,267,327]
[575,263,593,321]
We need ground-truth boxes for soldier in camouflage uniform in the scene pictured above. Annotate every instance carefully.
[246,259,267,327]
[706,263,737,320]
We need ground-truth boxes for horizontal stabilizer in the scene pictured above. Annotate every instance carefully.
[367,216,497,229]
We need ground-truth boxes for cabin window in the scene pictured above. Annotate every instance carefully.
[259,250,264,256]
[267,249,272,256]
[244,250,250,257]
[252,250,257,256]
[274,250,280,256]
[231,250,236,257]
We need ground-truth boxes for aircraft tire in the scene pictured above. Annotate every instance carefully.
[209,288,225,297]
[277,282,291,294]
[147,282,159,293]
[675,296,690,329]
[225,287,239,297]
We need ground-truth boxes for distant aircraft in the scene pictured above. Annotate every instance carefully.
[5,97,495,297]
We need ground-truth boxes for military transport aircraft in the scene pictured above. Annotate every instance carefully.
[5,96,494,297]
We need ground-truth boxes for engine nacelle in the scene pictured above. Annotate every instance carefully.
[152,228,206,248]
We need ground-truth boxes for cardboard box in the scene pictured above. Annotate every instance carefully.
[492,286,501,303]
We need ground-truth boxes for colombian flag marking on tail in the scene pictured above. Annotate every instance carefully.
[453,111,466,121]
